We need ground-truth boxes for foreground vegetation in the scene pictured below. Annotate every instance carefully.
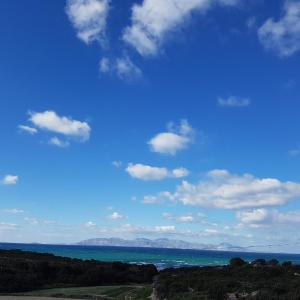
[0,249,157,293]
[154,258,300,300]
[2,250,300,299]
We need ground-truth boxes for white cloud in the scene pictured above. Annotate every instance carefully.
[126,163,189,181]
[29,111,91,142]
[258,1,300,57]
[177,215,195,223]
[123,0,240,57]
[99,57,110,73]
[2,175,18,185]
[148,120,194,155]
[24,217,39,225]
[154,225,176,233]
[143,195,162,204]
[172,167,190,178]
[112,160,122,168]
[275,211,300,223]
[66,0,110,45]
[218,96,251,107]
[166,213,196,223]
[49,137,70,148]
[100,56,142,80]
[18,125,38,135]
[143,191,176,204]
[0,222,18,231]
[126,163,168,181]
[236,209,300,229]
[237,209,269,224]
[108,212,127,220]
[84,221,97,228]
[163,212,205,223]
[147,169,300,209]
[2,209,24,214]
[115,56,142,80]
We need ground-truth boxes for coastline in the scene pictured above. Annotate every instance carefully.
[1,242,300,270]
[1,249,300,299]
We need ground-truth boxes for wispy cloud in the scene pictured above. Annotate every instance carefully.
[258,1,300,57]
[0,222,18,231]
[112,160,122,168]
[2,208,24,214]
[218,96,251,107]
[18,125,38,135]
[289,146,300,157]
[49,137,70,148]
[66,0,110,45]
[163,212,205,223]
[100,55,142,80]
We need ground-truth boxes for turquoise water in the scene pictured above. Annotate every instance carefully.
[1,243,300,270]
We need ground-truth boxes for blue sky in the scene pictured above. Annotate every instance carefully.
[1,0,300,252]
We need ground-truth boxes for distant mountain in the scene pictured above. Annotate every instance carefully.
[77,238,245,252]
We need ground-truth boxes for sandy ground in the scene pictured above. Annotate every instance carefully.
[0,297,86,300]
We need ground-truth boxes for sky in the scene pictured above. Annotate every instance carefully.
[1,0,300,253]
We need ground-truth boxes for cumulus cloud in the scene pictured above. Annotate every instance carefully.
[148,120,195,155]
[2,175,18,185]
[18,125,38,135]
[66,0,110,45]
[108,212,127,220]
[146,169,300,209]
[123,0,240,57]
[126,163,189,181]
[258,1,300,57]
[218,96,251,107]
[29,111,91,142]
[236,209,300,230]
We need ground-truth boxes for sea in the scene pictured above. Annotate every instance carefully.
[1,243,300,270]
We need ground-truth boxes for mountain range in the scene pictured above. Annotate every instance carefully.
[77,238,246,252]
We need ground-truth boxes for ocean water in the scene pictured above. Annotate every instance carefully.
[1,243,300,270]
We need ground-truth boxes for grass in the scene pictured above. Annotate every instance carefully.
[11,285,153,299]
